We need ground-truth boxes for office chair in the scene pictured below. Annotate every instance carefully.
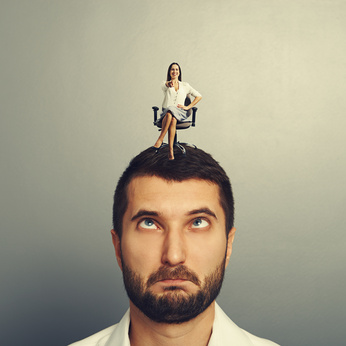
[152,96,198,155]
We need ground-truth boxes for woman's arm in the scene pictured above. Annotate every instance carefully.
[161,81,169,91]
[177,95,202,111]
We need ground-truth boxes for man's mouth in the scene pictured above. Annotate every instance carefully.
[146,265,201,288]
[159,279,187,284]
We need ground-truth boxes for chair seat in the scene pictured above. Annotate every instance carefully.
[176,121,192,129]
[156,121,192,130]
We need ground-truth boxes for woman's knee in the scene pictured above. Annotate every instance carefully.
[170,117,177,129]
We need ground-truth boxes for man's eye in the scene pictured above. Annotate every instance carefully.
[191,218,209,228]
[138,219,158,229]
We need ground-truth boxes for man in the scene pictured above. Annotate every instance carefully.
[70,146,279,345]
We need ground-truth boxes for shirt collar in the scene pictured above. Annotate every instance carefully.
[104,309,130,346]
[208,302,253,345]
[103,302,253,346]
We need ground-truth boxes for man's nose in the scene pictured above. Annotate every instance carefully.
[161,228,186,266]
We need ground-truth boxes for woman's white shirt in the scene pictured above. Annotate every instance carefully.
[161,81,201,109]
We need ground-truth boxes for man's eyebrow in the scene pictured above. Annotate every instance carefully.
[130,210,159,221]
[187,208,217,219]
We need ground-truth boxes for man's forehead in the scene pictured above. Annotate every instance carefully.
[126,176,223,213]
[127,176,219,195]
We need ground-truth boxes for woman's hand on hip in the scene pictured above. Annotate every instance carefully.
[177,104,189,111]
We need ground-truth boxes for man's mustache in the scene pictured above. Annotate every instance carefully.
[146,265,201,288]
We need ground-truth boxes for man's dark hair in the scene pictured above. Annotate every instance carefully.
[113,145,234,238]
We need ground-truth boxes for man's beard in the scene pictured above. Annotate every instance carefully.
[121,259,226,324]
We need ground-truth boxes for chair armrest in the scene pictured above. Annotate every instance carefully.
[152,106,159,123]
[191,107,198,127]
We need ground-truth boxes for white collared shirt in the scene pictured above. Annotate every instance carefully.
[161,81,201,109]
[68,303,279,346]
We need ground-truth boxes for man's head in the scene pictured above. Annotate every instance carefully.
[113,146,234,239]
[111,146,236,324]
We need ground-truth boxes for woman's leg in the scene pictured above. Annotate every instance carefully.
[168,117,177,160]
[153,112,173,148]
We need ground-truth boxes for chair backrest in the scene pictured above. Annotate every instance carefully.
[184,95,193,118]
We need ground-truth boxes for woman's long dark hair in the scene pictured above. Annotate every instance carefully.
[166,62,182,81]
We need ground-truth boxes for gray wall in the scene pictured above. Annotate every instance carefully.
[1,1,345,345]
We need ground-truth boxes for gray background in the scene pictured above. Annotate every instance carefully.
[1,1,345,345]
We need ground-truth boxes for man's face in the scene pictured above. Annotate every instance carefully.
[112,176,235,324]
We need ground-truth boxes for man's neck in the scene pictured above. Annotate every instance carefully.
[128,301,216,346]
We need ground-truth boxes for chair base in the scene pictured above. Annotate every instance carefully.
[157,142,197,155]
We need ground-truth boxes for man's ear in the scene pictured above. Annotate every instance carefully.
[225,227,236,268]
[111,229,123,271]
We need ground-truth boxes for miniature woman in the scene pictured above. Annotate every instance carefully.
[153,62,202,160]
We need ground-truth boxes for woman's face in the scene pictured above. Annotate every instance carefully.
[170,64,180,79]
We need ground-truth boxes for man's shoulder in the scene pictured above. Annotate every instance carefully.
[68,324,117,346]
[69,309,130,346]
[241,329,279,346]
[213,303,279,346]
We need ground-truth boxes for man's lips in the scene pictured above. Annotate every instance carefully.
[146,265,201,288]
[159,279,187,285]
